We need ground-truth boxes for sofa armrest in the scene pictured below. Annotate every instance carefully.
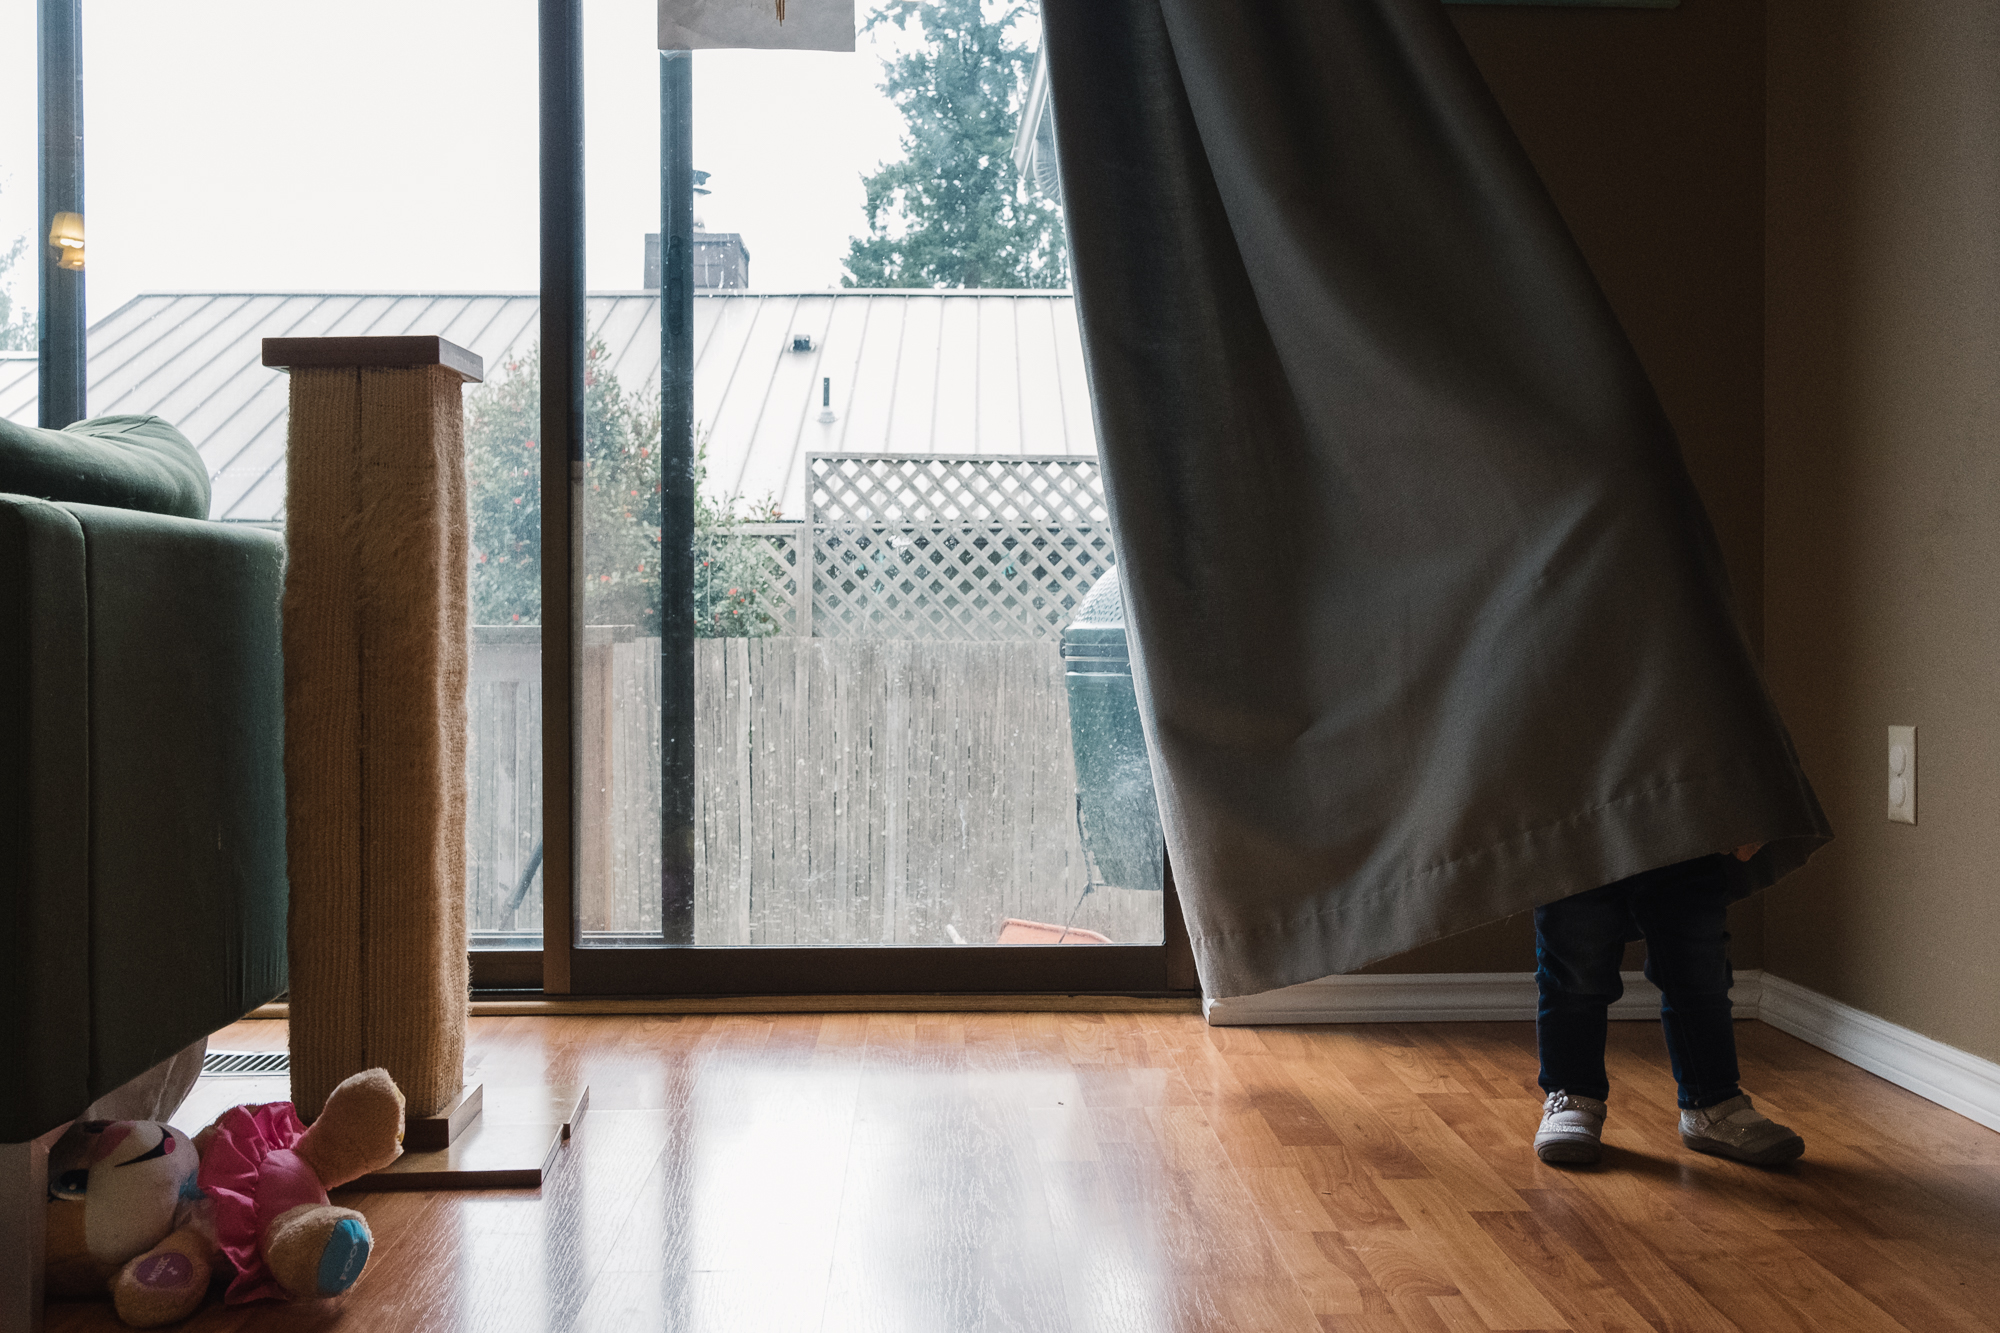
[0,499,91,1144]
[74,503,288,1104]
[0,498,289,1143]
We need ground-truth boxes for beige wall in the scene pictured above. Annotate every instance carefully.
[1763,0,2000,1062]
[1370,0,1770,973]
[1281,0,2000,1068]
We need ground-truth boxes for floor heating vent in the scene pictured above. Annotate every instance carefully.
[201,1050,290,1077]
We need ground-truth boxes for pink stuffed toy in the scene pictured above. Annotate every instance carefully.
[43,1068,405,1327]
[195,1068,407,1303]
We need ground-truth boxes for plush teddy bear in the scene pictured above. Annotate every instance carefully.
[44,1119,218,1328]
[44,1068,407,1327]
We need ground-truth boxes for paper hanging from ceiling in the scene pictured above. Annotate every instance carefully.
[660,0,855,51]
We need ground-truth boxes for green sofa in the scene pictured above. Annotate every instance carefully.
[0,415,287,1144]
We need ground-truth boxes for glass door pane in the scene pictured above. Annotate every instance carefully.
[563,0,1168,991]
[574,0,670,944]
[0,0,31,372]
[64,0,543,957]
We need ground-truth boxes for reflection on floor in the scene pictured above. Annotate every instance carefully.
[46,1012,2000,1332]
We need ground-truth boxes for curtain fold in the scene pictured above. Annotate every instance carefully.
[1042,0,1830,998]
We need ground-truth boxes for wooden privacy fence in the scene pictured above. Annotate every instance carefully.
[465,632,1162,946]
[466,626,547,937]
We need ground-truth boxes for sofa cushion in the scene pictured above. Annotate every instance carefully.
[0,414,210,520]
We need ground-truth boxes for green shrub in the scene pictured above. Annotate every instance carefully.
[466,340,784,638]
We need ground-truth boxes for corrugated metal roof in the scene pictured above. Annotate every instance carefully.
[0,290,1099,522]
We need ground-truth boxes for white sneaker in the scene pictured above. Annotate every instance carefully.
[1680,1094,1805,1166]
[1534,1090,1606,1165]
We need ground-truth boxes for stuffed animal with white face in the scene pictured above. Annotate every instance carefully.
[45,1119,219,1328]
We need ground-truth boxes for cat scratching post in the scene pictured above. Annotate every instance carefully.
[268,336,482,1144]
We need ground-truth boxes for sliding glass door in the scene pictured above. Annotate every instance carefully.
[523,0,1188,995]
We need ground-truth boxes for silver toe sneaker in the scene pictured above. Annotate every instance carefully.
[1680,1094,1805,1165]
[1535,1090,1606,1165]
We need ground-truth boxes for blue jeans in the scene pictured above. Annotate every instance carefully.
[1535,855,1743,1110]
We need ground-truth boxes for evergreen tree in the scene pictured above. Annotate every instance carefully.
[465,345,553,626]
[0,183,33,351]
[843,0,1066,290]
[0,237,30,352]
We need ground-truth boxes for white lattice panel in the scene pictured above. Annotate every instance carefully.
[717,522,808,636]
[808,456,1114,641]
[812,455,1109,526]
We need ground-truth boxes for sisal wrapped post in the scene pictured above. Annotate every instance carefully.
[270,336,482,1123]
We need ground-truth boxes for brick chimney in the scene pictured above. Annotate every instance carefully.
[644,232,752,290]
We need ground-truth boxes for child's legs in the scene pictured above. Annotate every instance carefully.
[1534,883,1633,1100]
[1631,856,1742,1110]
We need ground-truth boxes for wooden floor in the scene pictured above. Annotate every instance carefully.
[46,1013,2000,1333]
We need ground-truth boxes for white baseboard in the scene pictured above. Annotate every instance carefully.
[1756,972,2000,1134]
[1203,966,2000,1135]
[1202,968,1765,1026]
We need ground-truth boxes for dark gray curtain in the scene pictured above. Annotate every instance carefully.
[1042,0,1830,998]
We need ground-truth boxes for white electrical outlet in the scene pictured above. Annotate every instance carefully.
[1888,724,1917,824]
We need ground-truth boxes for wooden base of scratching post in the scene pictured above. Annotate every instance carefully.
[175,1073,588,1194]
[405,1082,484,1152]
[351,1085,589,1192]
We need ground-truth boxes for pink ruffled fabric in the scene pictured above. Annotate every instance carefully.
[198,1101,324,1304]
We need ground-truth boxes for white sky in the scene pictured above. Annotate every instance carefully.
[0,0,996,325]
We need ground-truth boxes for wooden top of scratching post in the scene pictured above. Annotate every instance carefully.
[263,335,484,384]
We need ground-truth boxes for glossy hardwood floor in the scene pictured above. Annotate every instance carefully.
[46,1012,2000,1332]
